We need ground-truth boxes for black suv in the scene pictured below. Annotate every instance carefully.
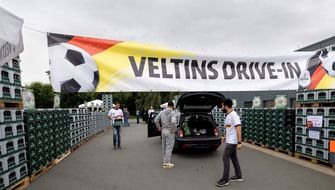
[148,92,224,150]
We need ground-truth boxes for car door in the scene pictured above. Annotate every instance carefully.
[147,111,161,137]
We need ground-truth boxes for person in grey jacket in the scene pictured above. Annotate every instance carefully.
[154,101,177,168]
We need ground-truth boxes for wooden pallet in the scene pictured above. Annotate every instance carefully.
[8,177,29,190]
[71,141,85,152]
[54,150,71,164]
[275,148,293,157]
[296,102,335,108]
[295,153,335,171]
[29,166,46,182]
[252,141,265,148]
[243,139,253,144]
[0,101,23,109]
[29,161,55,182]
[243,139,265,148]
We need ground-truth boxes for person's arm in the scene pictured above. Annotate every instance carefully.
[154,112,162,131]
[236,125,242,150]
[171,113,177,134]
[221,134,226,143]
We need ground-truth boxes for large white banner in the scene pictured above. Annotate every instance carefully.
[47,33,335,92]
[0,7,24,67]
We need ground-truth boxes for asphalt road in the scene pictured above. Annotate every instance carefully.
[25,119,335,190]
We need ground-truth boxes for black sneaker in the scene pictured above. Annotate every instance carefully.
[216,179,229,187]
[118,145,122,149]
[113,146,117,150]
[230,175,243,182]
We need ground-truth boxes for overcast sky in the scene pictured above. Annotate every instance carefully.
[1,0,335,85]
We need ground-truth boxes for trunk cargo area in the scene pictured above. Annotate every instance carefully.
[180,114,216,138]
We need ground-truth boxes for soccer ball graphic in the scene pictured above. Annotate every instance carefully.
[49,43,99,92]
[321,57,335,77]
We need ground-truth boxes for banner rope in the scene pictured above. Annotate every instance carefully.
[23,26,46,34]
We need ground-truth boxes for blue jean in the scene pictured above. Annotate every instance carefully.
[113,126,122,146]
[124,117,129,126]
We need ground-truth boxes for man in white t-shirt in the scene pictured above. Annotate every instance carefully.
[216,99,243,187]
[108,101,124,150]
[148,106,154,122]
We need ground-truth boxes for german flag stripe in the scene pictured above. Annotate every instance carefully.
[308,65,326,90]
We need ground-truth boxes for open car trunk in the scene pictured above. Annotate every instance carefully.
[179,114,217,138]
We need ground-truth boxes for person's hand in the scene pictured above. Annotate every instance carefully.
[221,136,226,143]
[170,129,175,134]
[237,144,242,150]
[158,127,162,131]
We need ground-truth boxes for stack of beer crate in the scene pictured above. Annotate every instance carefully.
[244,108,265,145]
[211,108,225,134]
[69,109,90,148]
[243,108,296,155]
[295,89,335,168]
[264,109,295,153]
[53,109,70,160]
[70,109,111,151]
[102,94,113,110]
[0,58,29,190]
[89,110,110,134]
[24,109,70,181]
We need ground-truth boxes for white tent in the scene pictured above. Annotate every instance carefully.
[160,100,177,109]
[160,102,168,108]
[0,7,24,67]
[78,99,104,108]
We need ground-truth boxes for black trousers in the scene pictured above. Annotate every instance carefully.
[222,143,242,180]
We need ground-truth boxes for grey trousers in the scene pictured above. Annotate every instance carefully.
[162,129,175,163]
[222,143,242,180]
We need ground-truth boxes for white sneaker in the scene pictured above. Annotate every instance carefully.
[163,163,174,168]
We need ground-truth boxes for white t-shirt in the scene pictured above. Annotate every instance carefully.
[108,108,123,118]
[225,111,241,144]
[148,108,154,115]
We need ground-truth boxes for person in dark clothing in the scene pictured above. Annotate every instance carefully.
[136,110,140,123]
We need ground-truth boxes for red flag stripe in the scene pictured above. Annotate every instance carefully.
[68,36,123,56]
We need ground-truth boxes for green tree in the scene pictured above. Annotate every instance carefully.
[111,92,136,115]
[24,82,54,108]
[24,81,182,111]
[134,92,182,114]
[59,92,98,108]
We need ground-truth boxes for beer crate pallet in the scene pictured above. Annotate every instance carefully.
[264,145,294,157]
[243,139,265,148]
[70,140,85,152]
[296,102,335,108]
[245,140,294,157]
[295,153,335,171]
[7,177,29,190]
[0,101,23,109]
[252,141,265,148]
[54,150,71,164]
[29,161,55,182]
[243,138,253,144]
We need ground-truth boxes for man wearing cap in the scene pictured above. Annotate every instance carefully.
[154,101,177,168]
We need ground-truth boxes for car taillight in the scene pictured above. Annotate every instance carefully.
[214,128,218,136]
[179,130,183,138]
